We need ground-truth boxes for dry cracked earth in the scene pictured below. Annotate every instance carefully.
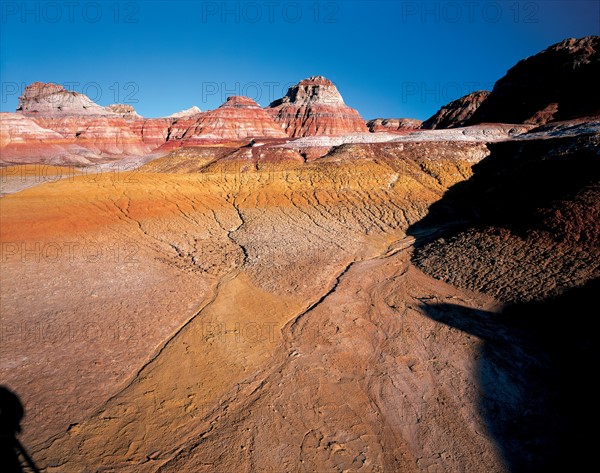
[1,136,597,472]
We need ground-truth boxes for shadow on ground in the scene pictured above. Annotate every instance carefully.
[406,132,600,471]
[420,279,598,471]
[0,386,40,473]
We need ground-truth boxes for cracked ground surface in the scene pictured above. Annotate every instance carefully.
[1,140,568,471]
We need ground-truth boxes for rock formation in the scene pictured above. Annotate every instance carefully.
[106,104,141,118]
[169,96,288,142]
[169,106,202,118]
[366,118,422,132]
[30,114,151,156]
[468,36,600,125]
[12,82,152,158]
[16,81,109,116]
[409,129,600,303]
[3,84,294,162]
[421,91,490,129]
[0,112,95,164]
[267,76,368,137]
[128,117,173,149]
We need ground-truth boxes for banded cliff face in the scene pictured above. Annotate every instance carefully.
[0,112,96,164]
[168,96,288,143]
[2,77,397,164]
[267,76,368,137]
[14,82,154,159]
[3,81,347,164]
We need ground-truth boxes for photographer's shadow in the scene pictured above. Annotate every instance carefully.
[0,386,40,473]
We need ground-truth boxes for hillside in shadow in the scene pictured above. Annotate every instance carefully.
[407,133,600,303]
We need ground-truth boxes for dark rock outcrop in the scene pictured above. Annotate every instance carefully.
[468,36,600,125]
[409,131,600,303]
[421,91,490,129]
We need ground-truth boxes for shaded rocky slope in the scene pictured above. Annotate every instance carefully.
[421,91,490,129]
[406,92,600,470]
[422,276,599,472]
[468,36,600,126]
[409,132,600,303]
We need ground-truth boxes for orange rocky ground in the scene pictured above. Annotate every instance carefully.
[1,141,514,471]
[2,117,597,471]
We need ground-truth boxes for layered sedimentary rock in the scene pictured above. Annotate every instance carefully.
[31,115,151,156]
[366,118,422,132]
[468,36,600,125]
[168,96,288,142]
[16,81,109,116]
[14,83,152,157]
[4,84,288,162]
[421,91,490,129]
[128,118,174,149]
[0,112,95,164]
[267,76,368,137]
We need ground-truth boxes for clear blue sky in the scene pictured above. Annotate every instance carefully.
[1,1,598,119]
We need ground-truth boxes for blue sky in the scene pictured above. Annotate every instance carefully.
[1,1,598,119]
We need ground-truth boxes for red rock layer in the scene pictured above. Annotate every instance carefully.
[0,113,96,164]
[3,79,370,163]
[266,76,368,137]
[12,82,154,157]
[128,118,174,149]
[31,115,152,156]
[168,96,288,142]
